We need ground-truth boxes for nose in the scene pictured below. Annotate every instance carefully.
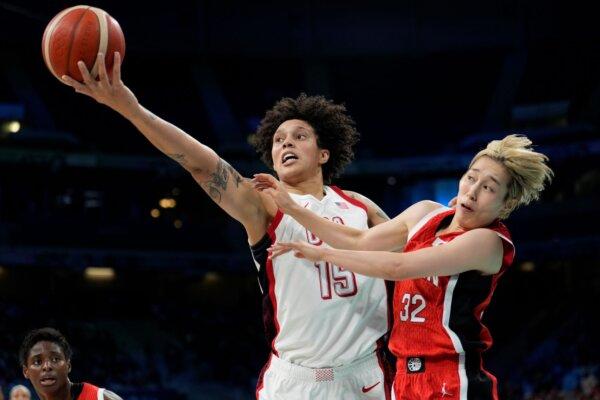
[42,359,53,371]
[466,185,478,201]
[282,136,295,148]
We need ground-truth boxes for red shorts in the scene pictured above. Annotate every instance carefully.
[392,355,498,400]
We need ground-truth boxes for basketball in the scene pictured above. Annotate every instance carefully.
[42,5,125,83]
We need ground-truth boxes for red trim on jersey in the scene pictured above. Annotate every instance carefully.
[266,210,284,357]
[329,186,368,214]
[268,209,284,239]
[255,354,273,400]
[78,383,100,400]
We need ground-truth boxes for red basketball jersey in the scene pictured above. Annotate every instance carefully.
[77,382,104,400]
[389,207,514,398]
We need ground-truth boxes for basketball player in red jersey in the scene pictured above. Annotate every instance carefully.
[259,135,553,399]
[62,53,394,399]
[20,328,122,400]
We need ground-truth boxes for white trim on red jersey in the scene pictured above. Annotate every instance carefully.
[407,205,450,242]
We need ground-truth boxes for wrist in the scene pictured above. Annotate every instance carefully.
[320,247,333,262]
[120,102,144,122]
[286,202,303,216]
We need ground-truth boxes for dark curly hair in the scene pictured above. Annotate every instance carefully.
[19,327,72,366]
[250,93,360,184]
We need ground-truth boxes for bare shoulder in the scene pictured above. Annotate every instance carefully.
[403,200,445,230]
[342,190,390,226]
[412,200,444,216]
[103,390,123,400]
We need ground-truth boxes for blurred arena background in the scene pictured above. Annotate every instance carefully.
[1,1,599,399]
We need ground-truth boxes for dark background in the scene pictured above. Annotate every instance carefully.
[1,1,599,399]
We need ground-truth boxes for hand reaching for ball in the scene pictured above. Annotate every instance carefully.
[61,52,140,119]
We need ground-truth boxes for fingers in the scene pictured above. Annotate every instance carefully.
[448,196,458,207]
[252,173,278,186]
[267,243,295,259]
[252,178,275,191]
[61,75,90,95]
[113,51,122,83]
[97,52,109,85]
[77,60,94,85]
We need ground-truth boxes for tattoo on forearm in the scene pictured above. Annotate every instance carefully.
[350,192,390,222]
[202,158,243,203]
[168,153,187,167]
[224,162,243,188]
[147,110,157,121]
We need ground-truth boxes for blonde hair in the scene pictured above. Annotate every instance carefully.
[469,134,553,218]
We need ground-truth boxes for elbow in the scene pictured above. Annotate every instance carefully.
[382,259,405,281]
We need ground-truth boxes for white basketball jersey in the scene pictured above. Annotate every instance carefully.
[250,186,389,368]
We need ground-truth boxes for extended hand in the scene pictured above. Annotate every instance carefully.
[252,173,298,214]
[61,52,139,118]
[269,241,326,263]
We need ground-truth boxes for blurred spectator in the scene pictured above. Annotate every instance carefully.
[8,385,30,400]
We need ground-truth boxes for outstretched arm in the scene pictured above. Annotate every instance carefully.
[253,173,440,250]
[271,228,504,280]
[62,53,270,242]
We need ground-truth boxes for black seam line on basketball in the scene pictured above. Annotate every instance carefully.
[66,6,92,78]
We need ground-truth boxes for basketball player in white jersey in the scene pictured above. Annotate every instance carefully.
[62,52,394,399]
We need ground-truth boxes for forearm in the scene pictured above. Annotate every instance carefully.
[126,104,219,175]
[288,206,363,249]
[320,247,403,280]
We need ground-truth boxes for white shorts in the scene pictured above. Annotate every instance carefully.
[256,351,392,400]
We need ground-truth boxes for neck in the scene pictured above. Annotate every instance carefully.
[438,215,465,236]
[282,174,326,200]
[38,381,72,400]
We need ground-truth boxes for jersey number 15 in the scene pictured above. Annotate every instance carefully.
[315,262,358,300]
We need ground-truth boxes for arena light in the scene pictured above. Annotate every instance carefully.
[1,120,21,134]
[520,261,535,272]
[84,266,115,281]
[173,219,183,229]
[203,271,220,285]
[159,198,176,208]
[150,208,161,218]
[7,121,20,133]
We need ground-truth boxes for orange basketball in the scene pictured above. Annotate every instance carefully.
[42,5,125,83]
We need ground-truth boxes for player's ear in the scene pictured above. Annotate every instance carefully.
[500,197,518,218]
[67,359,72,373]
[23,364,29,379]
[319,149,330,165]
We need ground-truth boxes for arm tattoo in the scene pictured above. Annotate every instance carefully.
[202,158,243,203]
[224,162,243,188]
[168,153,187,167]
[349,192,390,222]
[146,110,157,121]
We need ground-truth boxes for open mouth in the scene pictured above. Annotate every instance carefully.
[40,377,57,386]
[461,203,474,212]
[281,152,298,166]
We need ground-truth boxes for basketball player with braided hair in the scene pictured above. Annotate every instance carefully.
[61,53,394,399]
[258,135,553,399]
[19,328,122,400]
